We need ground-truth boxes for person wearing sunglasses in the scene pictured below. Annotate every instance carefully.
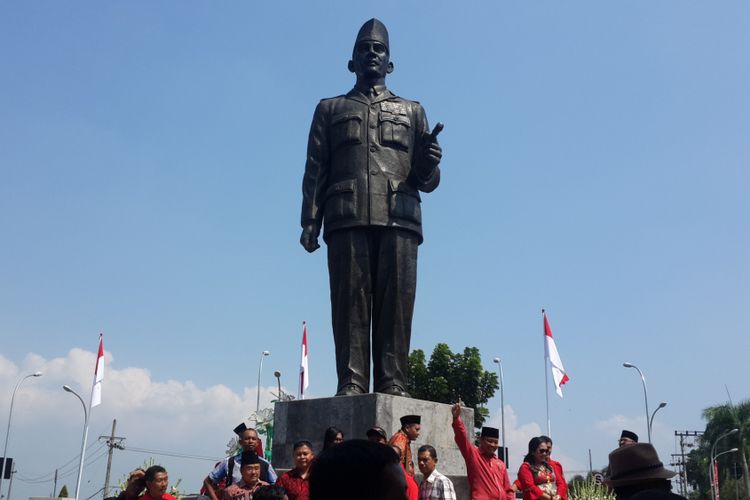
[516,437,567,500]
[539,436,567,500]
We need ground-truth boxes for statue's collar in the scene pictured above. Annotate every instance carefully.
[349,84,392,104]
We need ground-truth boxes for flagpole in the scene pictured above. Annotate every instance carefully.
[297,321,301,400]
[543,309,551,437]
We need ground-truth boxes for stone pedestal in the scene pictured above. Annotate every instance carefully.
[271,393,473,476]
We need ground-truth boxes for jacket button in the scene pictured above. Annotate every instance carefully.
[370,124,377,129]
[369,146,376,152]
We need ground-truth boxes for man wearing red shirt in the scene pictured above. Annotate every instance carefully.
[451,402,514,500]
[539,436,567,500]
[389,415,421,476]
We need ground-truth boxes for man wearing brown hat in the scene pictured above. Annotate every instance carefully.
[451,402,514,500]
[300,18,443,398]
[389,415,422,476]
[605,443,676,500]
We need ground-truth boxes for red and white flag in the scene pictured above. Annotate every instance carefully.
[299,322,309,399]
[544,312,569,398]
[91,334,104,407]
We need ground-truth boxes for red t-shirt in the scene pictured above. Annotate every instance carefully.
[139,494,177,500]
[276,469,310,500]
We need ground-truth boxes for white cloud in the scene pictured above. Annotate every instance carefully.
[594,414,648,442]
[485,405,586,474]
[0,349,282,500]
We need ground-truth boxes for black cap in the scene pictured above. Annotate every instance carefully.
[234,422,255,436]
[400,415,421,426]
[240,450,260,465]
[620,430,639,442]
[366,426,387,439]
[353,18,389,55]
[481,427,500,439]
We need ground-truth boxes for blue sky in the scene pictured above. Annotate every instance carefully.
[1,1,748,499]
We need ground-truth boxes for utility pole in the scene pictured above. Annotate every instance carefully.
[673,430,703,497]
[99,420,125,500]
[52,469,58,498]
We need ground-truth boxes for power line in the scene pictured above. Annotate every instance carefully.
[16,442,106,483]
[85,487,105,500]
[16,432,108,483]
[122,446,221,462]
[16,447,108,484]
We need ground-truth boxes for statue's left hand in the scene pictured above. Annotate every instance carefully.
[421,122,443,171]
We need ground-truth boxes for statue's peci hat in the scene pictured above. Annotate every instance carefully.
[354,18,389,54]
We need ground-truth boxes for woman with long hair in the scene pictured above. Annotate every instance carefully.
[516,437,567,500]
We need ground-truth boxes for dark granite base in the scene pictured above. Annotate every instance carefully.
[271,393,474,476]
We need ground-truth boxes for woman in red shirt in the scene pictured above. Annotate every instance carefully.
[276,441,314,500]
[517,438,566,500]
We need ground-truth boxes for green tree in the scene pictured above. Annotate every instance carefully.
[686,400,750,499]
[406,343,499,428]
[58,485,69,498]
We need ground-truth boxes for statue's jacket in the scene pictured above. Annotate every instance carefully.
[301,86,440,244]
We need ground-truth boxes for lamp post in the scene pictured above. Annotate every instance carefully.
[0,371,43,499]
[710,428,739,500]
[623,362,651,442]
[648,401,667,438]
[63,385,88,500]
[256,351,270,420]
[492,357,506,464]
[273,371,282,400]
[711,448,739,500]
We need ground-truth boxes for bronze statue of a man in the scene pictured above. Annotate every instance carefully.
[300,19,442,397]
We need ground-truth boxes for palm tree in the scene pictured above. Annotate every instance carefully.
[701,401,750,497]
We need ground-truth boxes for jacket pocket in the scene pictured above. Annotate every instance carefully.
[388,179,421,224]
[324,179,357,222]
[379,112,411,151]
[331,112,363,151]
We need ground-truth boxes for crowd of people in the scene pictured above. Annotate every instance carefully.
[112,408,682,500]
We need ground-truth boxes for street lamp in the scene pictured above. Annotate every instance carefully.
[273,371,282,400]
[710,428,739,500]
[623,362,651,442]
[256,351,270,419]
[649,402,667,438]
[0,372,43,499]
[492,357,506,464]
[710,448,739,500]
[716,448,739,460]
[63,385,89,500]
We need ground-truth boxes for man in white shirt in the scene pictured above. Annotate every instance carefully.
[417,445,457,500]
